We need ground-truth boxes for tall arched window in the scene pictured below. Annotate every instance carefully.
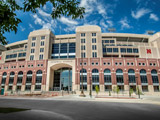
[80,69,87,91]
[17,71,23,83]
[9,72,15,84]
[116,69,123,83]
[140,69,148,92]
[151,70,159,84]
[8,72,15,91]
[35,70,42,91]
[128,69,136,83]
[17,71,23,91]
[140,69,148,83]
[92,69,99,91]
[151,69,159,92]
[25,71,32,91]
[1,72,7,88]
[104,69,112,91]
[116,69,124,91]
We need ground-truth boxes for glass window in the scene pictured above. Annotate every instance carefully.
[92,69,99,84]
[39,54,43,60]
[92,38,96,43]
[81,52,86,58]
[1,72,7,85]
[41,41,44,46]
[104,69,111,83]
[40,48,44,52]
[151,70,159,83]
[105,40,109,43]
[92,52,97,58]
[80,69,87,83]
[69,43,75,53]
[60,43,67,53]
[81,33,85,37]
[18,53,26,57]
[127,48,132,53]
[128,69,136,83]
[133,48,139,53]
[41,36,45,40]
[81,39,85,43]
[110,40,115,43]
[30,55,34,60]
[31,49,35,53]
[121,48,126,53]
[9,72,15,84]
[52,44,59,54]
[113,48,118,52]
[116,69,123,83]
[107,48,112,52]
[81,45,85,50]
[32,42,35,47]
[140,69,148,83]
[32,37,36,41]
[92,45,97,50]
[92,33,96,36]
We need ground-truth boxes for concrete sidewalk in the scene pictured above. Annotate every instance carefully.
[1,94,160,105]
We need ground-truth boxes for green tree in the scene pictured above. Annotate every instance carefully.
[0,0,85,45]
[116,86,120,97]
[129,88,134,97]
[95,85,99,95]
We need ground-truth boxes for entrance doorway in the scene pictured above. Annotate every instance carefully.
[53,68,72,91]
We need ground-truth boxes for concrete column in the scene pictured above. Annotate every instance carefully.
[100,84,105,92]
[148,85,154,93]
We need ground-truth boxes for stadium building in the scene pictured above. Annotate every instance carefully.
[0,25,160,95]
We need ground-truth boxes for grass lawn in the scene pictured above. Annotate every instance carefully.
[0,107,30,114]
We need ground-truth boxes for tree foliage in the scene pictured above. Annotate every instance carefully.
[0,0,85,45]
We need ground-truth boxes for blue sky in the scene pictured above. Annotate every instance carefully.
[4,0,160,43]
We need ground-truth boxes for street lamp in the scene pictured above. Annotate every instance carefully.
[135,76,140,99]
[89,76,92,98]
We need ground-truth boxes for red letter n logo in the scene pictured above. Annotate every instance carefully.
[147,49,151,54]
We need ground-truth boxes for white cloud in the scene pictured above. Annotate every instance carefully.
[131,8,151,19]
[20,26,25,31]
[150,13,159,21]
[100,20,108,32]
[58,16,78,26]
[29,23,34,29]
[37,9,51,17]
[119,17,132,30]
[106,20,113,27]
[31,13,56,32]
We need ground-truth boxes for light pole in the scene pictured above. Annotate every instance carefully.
[61,78,64,96]
[89,76,92,98]
[135,76,140,99]
[79,52,86,97]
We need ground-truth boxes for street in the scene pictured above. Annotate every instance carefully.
[0,97,160,120]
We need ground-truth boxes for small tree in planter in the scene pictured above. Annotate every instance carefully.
[95,85,99,96]
[112,86,116,96]
[129,88,134,97]
[109,90,111,96]
[116,86,120,97]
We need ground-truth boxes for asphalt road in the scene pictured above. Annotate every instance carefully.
[0,98,160,120]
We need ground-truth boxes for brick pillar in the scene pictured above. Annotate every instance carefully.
[22,72,27,85]
[32,72,36,85]
[99,69,103,84]
[147,73,152,85]
[112,70,116,85]
[13,73,18,85]
[123,72,128,85]
[5,72,10,85]
[42,72,47,85]
[0,74,2,85]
